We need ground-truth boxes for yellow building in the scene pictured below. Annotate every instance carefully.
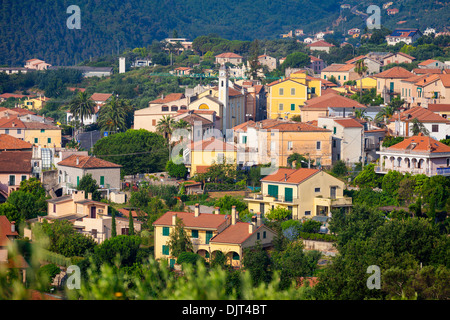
[187,137,237,176]
[267,71,322,120]
[24,122,62,148]
[355,76,377,90]
[244,168,352,220]
[21,96,50,111]
[152,204,276,268]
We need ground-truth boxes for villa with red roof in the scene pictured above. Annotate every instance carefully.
[244,168,352,220]
[376,133,450,176]
[0,216,28,281]
[374,66,415,102]
[152,204,276,268]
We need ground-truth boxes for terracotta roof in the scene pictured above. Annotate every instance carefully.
[334,118,364,128]
[173,113,213,126]
[387,133,450,154]
[196,165,211,174]
[9,108,36,115]
[190,137,236,152]
[0,93,33,100]
[374,67,414,79]
[412,68,443,75]
[307,40,334,48]
[309,55,323,62]
[149,93,185,104]
[261,168,320,184]
[439,74,450,88]
[0,134,33,150]
[383,52,416,61]
[215,52,243,58]
[303,92,366,110]
[427,104,450,112]
[418,59,439,66]
[0,117,26,128]
[267,122,331,132]
[118,208,141,218]
[345,55,367,64]
[414,74,441,87]
[210,222,262,244]
[153,211,228,229]
[392,106,450,123]
[232,120,256,132]
[322,63,355,72]
[57,155,122,169]
[0,216,19,246]
[0,151,32,174]
[90,93,112,102]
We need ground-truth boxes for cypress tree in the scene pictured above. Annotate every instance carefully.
[111,210,117,238]
[128,209,135,235]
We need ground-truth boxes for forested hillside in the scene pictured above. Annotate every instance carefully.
[0,0,448,66]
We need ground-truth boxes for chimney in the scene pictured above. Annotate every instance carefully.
[11,221,15,233]
[214,207,220,215]
[76,157,79,165]
[87,193,92,200]
[172,213,177,226]
[248,222,255,234]
[231,206,236,225]
[194,203,200,217]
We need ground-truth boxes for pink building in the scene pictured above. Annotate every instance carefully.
[0,151,32,200]
[376,133,450,176]
[24,59,51,70]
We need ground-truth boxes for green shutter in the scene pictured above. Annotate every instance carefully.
[285,187,293,202]
[206,231,213,244]
[162,245,169,255]
[77,176,80,187]
[47,138,51,144]
[34,138,38,144]
[100,176,105,185]
[268,185,278,199]
[290,103,295,111]
[163,227,170,236]
[191,230,198,238]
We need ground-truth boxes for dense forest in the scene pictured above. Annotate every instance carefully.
[1,0,448,66]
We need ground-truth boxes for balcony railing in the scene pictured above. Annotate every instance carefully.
[244,192,299,204]
[375,166,450,176]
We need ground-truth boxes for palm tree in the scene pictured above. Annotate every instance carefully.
[98,95,131,133]
[68,91,96,127]
[355,60,368,101]
[156,115,175,140]
[172,119,191,141]
[375,105,395,123]
[410,118,429,136]
[354,109,373,122]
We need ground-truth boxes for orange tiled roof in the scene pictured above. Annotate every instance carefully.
[149,93,185,104]
[0,134,32,150]
[418,59,439,66]
[0,216,19,246]
[307,40,334,48]
[412,68,443,75]
[387,133,450,153]
[322,63,355,72]
[215,52,243,58]
[90,93,112,102]
[374,66,414,79]
[57,154,122,169]
[303,92,366,110]
[0,151,32,174]
[210,222,262,244]
[439,74,450,88]
[261,168,320,184]
[334,118,364,128]
[427,104,450,112]
[153,211,229,229]
[392,106,450,123]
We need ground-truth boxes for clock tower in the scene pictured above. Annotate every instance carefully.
[218,64,229,134]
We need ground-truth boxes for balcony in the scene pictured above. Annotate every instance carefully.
[314,196,353,208]
[244,192,300,204]
[375,166,450,177]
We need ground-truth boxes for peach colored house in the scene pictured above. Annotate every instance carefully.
[43,190,111,244]
[400,74,450,107]
[374,66,415,103]
[321,63,358,85]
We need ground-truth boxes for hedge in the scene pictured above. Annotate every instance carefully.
[299,232,337,242]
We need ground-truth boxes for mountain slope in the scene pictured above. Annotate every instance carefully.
[0,0,448,66]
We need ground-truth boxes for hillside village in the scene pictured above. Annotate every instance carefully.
[0,26,449,301]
